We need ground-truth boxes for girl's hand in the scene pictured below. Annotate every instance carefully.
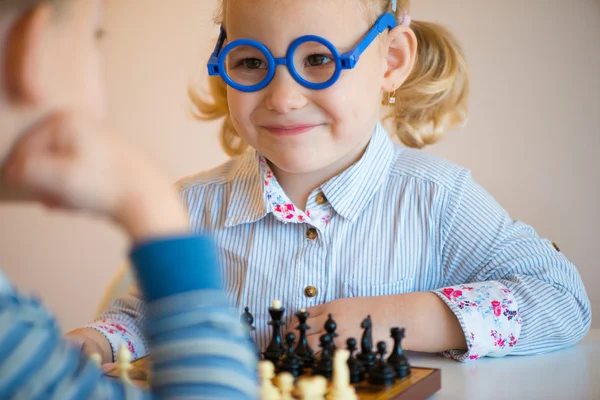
[67,328,113,364]
[286,295,407,353]
[2,112,188,241]
[286,293,466,354]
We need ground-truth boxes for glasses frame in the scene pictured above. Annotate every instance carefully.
[206,12,398,92]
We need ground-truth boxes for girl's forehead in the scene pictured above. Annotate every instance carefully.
[225,0,371,46]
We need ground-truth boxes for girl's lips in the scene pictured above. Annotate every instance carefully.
[263,124,320,136]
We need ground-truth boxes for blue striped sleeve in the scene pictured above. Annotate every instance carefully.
[130,236,258,399]
[439,169,592,356]
[0,235,257,399]
[130,236,221,302]
[0,290,143,399]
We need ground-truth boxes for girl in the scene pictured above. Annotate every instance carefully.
[72,0,591,363]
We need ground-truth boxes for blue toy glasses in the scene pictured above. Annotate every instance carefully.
[207,12,398,92]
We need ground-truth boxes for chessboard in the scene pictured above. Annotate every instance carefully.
[105,355,441,400]
[104,301,442,399]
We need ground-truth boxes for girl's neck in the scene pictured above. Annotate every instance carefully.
[269,138,371,210]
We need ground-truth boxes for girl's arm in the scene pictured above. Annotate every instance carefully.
[434,169,591,361]
[69,284,148,364]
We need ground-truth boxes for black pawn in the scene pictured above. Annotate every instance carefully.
[240,307,255,331]
[277,333,304,377]
[324,313,339,350]
[240,307,260,357]
[368,341,396,386]
[294,309,316,368]
[357,315,376,372]
[387,327,411,378]
[312,334,334,379]
[346,338,366,383]
[263,303,285,364]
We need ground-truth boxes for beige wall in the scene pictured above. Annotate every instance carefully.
[0,0,598,332]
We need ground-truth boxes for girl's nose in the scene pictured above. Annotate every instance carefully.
[263,66,308,114]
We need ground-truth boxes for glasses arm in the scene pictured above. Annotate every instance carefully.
[208,26,227,75]
[339,12,399,69]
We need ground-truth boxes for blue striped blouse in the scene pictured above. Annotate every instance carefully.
[94,123,591,362]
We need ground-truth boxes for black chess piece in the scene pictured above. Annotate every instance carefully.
[312,333,334,379]
[346,337,366,383]
[240,307,255,332]
[294,309,316,368]
[357,315,376,372]
[240,307,260,358]
[263,303,285,364]
[368,341,396,386]
[387,327,411,378]
[324,313,339,350]
[277,333,304,377]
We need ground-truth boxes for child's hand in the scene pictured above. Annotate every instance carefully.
[286,295,406,353]
[67,328,113,365]
[286,293,467,354]
[2,112,188,241]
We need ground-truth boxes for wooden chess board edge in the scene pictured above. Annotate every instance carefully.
[354,367,441,400]
[394,368,441,400]
[106,357,442,400]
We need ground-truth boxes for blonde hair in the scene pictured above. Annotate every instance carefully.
[189,0,469,156]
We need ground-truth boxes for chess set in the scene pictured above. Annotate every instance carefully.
[104,300,441,399]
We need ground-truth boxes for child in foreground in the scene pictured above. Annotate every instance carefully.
[0,0,256,398]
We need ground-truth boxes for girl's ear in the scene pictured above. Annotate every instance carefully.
[3,4,54,106]
[382,25,417,92]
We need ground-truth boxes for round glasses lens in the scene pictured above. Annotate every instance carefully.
[292,41,337,85]
[225,45,270,87]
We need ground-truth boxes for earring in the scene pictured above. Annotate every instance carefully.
[387,86,396,105]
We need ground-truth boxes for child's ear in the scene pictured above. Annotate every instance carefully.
[3,4,53,106]
[382,26,417,92]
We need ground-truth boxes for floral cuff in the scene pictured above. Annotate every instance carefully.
[84,318,146,362]
[432,281,522,362]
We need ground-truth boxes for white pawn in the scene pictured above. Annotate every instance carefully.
[275,372,294,400]
[258,360,281,400]
[297,376,328,400]
[327,349,357,400]
[116,344,133,385]
[89,353,102,368]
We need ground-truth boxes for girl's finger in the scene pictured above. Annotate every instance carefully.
[304,313,329,335]
[102,362,116,373]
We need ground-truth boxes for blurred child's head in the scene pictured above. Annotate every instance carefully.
[192,0,468,178]
[0,0,106,169]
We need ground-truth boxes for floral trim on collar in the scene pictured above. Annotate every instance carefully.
[259,156,331,230]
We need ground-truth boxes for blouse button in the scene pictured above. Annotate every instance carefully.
[304,286,318,298]
[315,192,327,205]
[306,228,318,240]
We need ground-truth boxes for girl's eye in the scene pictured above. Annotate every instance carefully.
[306,54,332,67]
[242,58,266,69]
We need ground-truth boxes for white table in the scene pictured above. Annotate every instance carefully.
[407,329,600,399]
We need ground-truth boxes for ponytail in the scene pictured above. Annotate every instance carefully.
[385,19,469,148]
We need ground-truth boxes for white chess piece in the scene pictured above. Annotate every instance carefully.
[297,376,328,400]
[258,360,281,400]
[327,349,357,400]
[89,353,102,368]
[275,372,294,400]
[116,344,133,385]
